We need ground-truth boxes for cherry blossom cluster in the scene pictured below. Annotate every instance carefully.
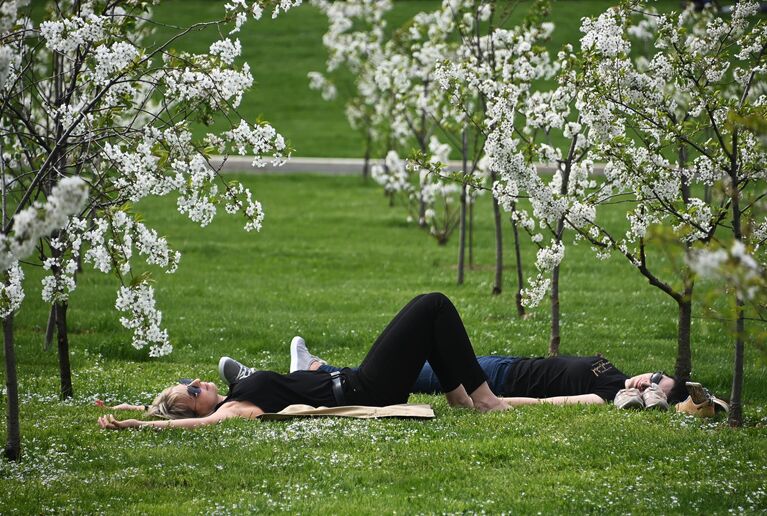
[577,0,766,278]
[0,263,24,319]
[115,283,171,358]
[688,240,765,301]
[0,177,89,273]
[308,0,393,149]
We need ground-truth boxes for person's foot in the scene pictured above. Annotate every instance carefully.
[289,336,327,373]
[218,356,254,385]
[642,383,669,410]
[473,397,511,413]
[614,388,644,409]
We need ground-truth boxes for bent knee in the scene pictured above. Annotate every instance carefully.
[423,292,449,303]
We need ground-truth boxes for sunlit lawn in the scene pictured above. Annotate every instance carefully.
[1,174,765,513]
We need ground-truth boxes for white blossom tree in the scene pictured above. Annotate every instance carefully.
[0,0,300,460]
[307,0,392,179]
[576,0,766,425]
[434,0,556,311]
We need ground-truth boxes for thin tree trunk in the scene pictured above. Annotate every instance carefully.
[729,129,744,427]
[4,313,20,461]
[730,297,745,427]
[510,209,525,318]
[362,129,371,181]
[491,172,502,295]
[55,301,73,399]
[674,143,693,381]
[468,202,474,268]
[44,305,56,351]
[457,130,467,285]
[549,134,578,355]
[458,186,467,285]
[549,263,561,356]
[674,284,693,381]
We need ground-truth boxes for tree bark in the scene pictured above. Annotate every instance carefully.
[510,210,525,318]
[491,171,503,295]
[4,314,20,461]
[362,129,371,181]
[457,185,467,285]
[56,301,73,399]
[468,203,474,268]
[549,264,561,356]
[457,130,467,285]
[44,304,56,352]
[674,283,693,381]
[730,297,745,427]
[728,129,744,427]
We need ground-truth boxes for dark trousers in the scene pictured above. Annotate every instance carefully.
[344,293,488,406]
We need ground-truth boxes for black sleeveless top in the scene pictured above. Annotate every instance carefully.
[215,370,337,414]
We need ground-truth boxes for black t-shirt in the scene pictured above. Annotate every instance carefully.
[215,370,337,414]
[502,355,628,401]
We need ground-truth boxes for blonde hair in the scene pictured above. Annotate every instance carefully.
[147,386,196,420]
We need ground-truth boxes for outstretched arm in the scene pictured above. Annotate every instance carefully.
[97,403,264,431]
[95,400,147,411]
[501,394,605,406]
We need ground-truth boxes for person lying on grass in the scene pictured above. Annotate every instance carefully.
[222,337,690,410]
[98,293,511,430]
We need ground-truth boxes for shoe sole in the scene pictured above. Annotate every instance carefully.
[686,382,709,405]
[218,356,230,383]
[644,401,669,410]
[289,337,303,373]
[616,399,644,409]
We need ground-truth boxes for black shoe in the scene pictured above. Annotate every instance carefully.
[218,356,254,384]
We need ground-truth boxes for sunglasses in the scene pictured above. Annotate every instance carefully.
[178,378,201,397]
[650,371,665,385]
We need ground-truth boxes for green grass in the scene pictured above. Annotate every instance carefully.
[146,0,687,158]
[1,175,766,513]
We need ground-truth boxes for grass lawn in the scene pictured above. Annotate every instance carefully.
[147,0,686,158]
[1,174,766,513]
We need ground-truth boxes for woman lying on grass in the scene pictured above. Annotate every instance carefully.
[98,293,511,430]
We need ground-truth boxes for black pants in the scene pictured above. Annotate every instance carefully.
[343,293,488,406]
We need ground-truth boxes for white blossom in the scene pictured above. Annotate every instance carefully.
[115,283,171,357]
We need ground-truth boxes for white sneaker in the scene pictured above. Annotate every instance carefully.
[614,388,644,409]
[289,336,327,373]
[642,383,669,410]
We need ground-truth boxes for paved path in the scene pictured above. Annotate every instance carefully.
[210,156,606,175]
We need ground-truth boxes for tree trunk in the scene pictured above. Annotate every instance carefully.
[457,130,467,285]
[674,284,693,381]
[55,301,73,399]
[549,264,561,356]
[468,203,474,268]
[728,128,744,427]
[509,210,525,318]
[729,297,745,427]
[458,185,467,285]
[491,172,503,295]
[4,314,20,461]
[44,304,56,351]
[362,129,371,181]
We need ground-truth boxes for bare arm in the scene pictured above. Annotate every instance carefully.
[97,401,264,431]
[501,394,605,406]
[95,400,147,411]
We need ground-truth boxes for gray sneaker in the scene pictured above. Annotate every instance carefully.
[642,383,669,410]
[289,336,327,373]
[218,356,254,385]
[614,388,644,409]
